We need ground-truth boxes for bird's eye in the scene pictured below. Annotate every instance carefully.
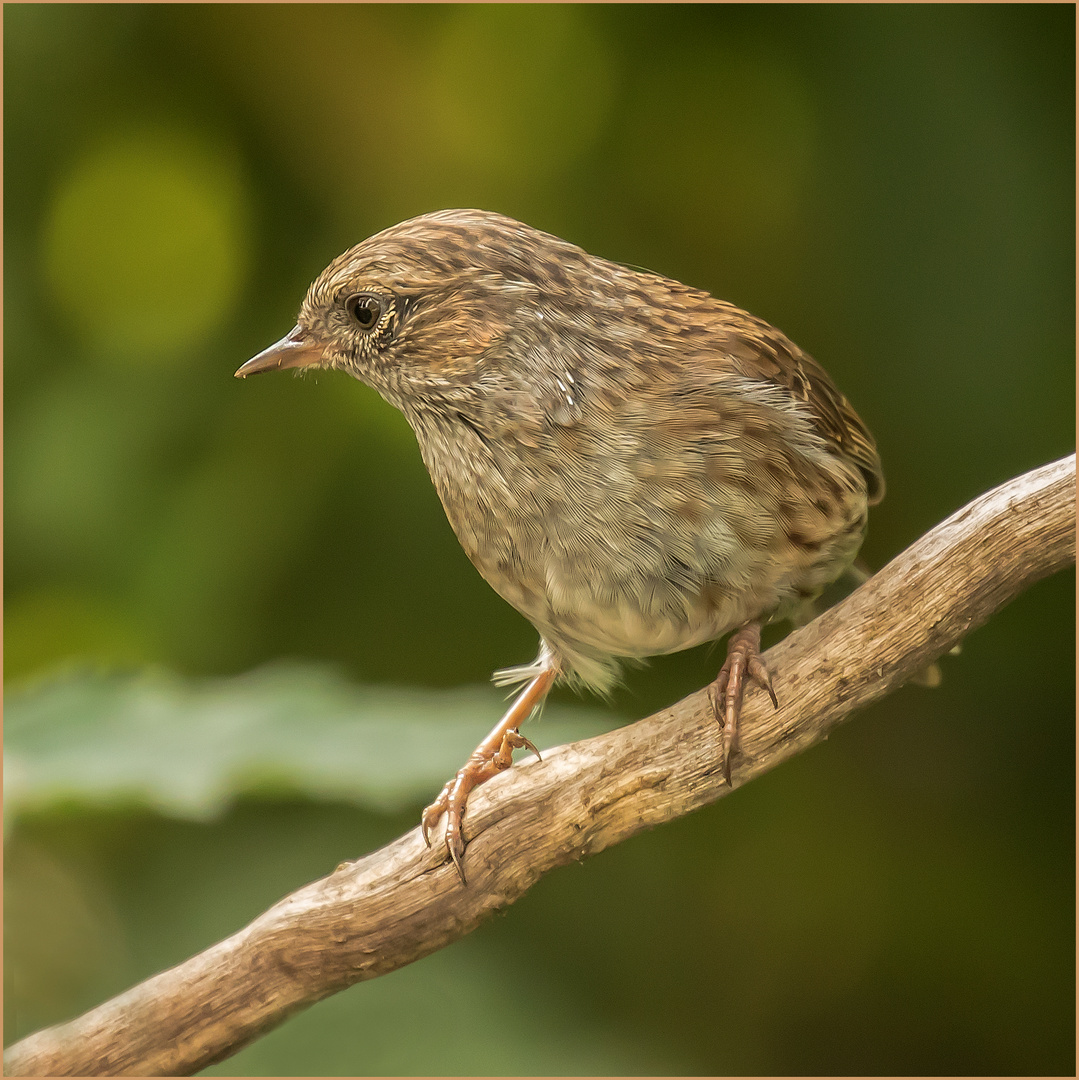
[346,293,386,332]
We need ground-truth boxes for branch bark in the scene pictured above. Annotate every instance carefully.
[5,454,1075,1078]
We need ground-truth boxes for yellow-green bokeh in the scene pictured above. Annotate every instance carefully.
[41,127,250,363]
[424,5,617,187]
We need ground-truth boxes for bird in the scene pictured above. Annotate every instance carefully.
[236,209,883,883]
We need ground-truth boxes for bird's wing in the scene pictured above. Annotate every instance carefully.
[711,310,885,505]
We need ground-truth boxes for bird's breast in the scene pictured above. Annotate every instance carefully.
[412,404,867,667]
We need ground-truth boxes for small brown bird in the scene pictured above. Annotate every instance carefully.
[237,209,883,882]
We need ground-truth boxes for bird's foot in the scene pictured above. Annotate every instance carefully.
[421,728,541,883]
[709,622,778,785]
[421,664,555,884]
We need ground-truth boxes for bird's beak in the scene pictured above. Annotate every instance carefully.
[234,325,327,378]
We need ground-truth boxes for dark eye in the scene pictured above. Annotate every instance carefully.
[346,293,386,332]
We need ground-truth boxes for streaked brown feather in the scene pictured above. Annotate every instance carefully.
[719,314,885,506]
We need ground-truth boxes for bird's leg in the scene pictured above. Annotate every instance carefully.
[422,664,557,884]
[709,621,778,785]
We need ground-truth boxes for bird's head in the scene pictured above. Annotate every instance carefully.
[235,209,594,411]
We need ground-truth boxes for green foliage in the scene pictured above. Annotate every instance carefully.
[5,664,616,824]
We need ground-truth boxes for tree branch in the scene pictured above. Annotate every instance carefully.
[5,455,1074,1078]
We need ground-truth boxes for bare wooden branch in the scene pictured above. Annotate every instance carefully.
[5,454,1074,1078]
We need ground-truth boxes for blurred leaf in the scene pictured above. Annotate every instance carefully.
[4,664,617,825]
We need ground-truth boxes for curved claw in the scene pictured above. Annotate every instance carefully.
[448,838,467,885]
[421,784,452,850]
[514,730,542,760]
[748,656,778,710]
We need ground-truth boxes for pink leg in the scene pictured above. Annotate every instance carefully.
[709,622,778,785]
[422,664,557,884]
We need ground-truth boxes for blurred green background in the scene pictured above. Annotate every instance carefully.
[4,4,1074,1075]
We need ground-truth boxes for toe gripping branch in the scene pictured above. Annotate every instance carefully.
[710,622,778,785]
[422,664,557,884]
[422,620,779,882]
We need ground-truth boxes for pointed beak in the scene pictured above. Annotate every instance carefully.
[234,326,327,378]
